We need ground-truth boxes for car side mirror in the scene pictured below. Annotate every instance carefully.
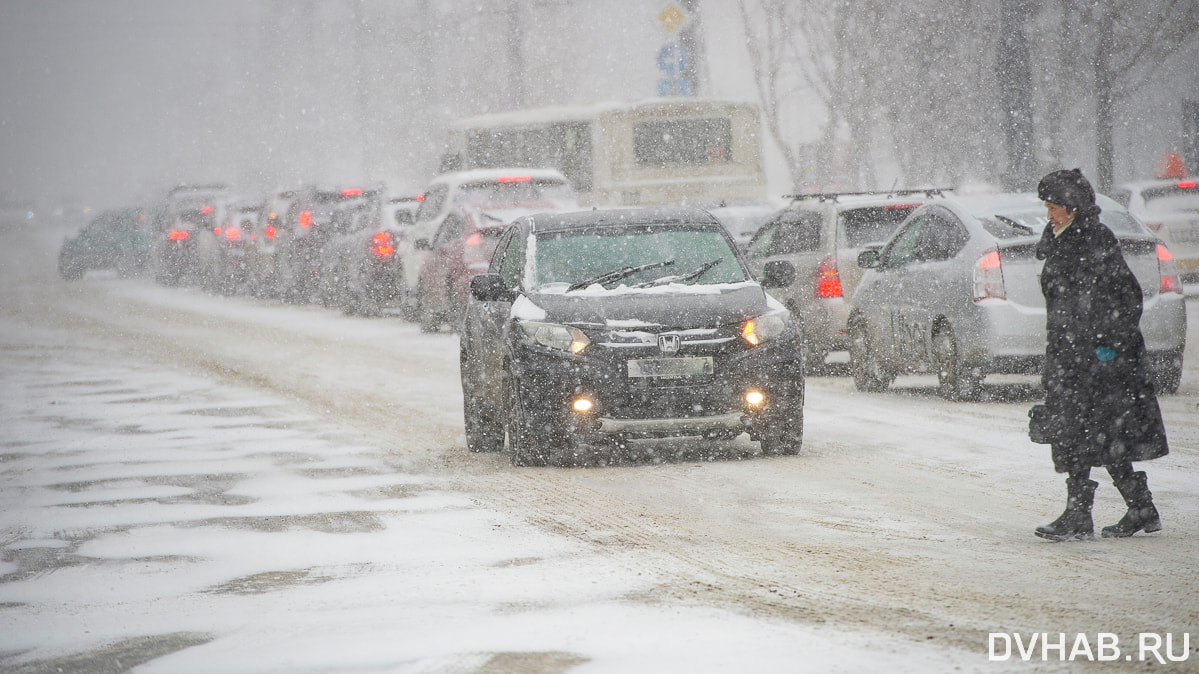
[414,238,431,251]
[759,259,796,288]
[394,210,413,226]
[470,273,515,302]
[857,248,881,269]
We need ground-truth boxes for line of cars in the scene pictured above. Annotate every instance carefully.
[60,170,580,329]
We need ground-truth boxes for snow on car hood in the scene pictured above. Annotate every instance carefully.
[512,281,771,328]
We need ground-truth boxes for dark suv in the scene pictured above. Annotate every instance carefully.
[459,207,804,466]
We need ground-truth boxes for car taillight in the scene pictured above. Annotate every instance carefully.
[371,231,394,257]
[213,227,222,235]
[497,175,532,182]
[299,211,312,227]
[1144,221,1162,232]
[1178,180,1197,189]
[1157,243,1183,294]
[972,249,1005,301]
[224,227,240,241]
[814,255,842,298]
[265,225,276,238]
[465,232,482,246]
[168,230,189,241]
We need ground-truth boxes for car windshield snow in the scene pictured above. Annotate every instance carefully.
[532,225,747,290]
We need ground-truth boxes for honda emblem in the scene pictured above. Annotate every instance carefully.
[658,333,681,354]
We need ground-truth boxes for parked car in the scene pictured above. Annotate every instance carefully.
[399,168,578,320]
[459,206,804,466]
[313,187,413,316]
[847,193,1187,399]
[1109,177,1199,282]
[153,184,229,287]
[274,186,369,303]
[701,199,782,251]
[58,207,154,280]
[417,202,565,332]
[744,189,949,373]
[243,189,301,298]
[204,199,266,295]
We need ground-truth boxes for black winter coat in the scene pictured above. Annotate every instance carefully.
[1035,207,1168,473]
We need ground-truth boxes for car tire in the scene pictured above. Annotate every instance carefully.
[505,373,553,467]
[933,324,982,401]
[461,351,504,453]
[849,319,893,393]
[758,395,804,456]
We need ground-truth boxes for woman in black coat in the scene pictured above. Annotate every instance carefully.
[1033,168,1169,541]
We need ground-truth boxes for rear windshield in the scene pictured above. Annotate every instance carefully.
[979,208,1146,238]
[1140,190,1199,214]
[839,205,919,248]
[456,179,575,205]
[533,225,747,289]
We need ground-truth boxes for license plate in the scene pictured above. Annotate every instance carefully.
[627,356,714,378]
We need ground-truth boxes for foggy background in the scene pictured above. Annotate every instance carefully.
[1,0,1196,215]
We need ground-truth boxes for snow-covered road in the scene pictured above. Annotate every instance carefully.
[3,218,1197,672]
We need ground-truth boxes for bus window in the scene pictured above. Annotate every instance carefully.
[634,117,732,167]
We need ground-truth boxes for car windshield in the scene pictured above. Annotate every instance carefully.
[532,225,748,290]
[839,205,919,248]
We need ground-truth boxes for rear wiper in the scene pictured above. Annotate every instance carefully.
[567,260,675,292]
[995,215,1036,234]
[634,258,724,288]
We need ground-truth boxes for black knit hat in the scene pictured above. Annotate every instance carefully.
[1037,168,1095,211]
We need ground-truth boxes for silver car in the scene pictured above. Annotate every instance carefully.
[848,193,1187,399]
[744,190,948,373]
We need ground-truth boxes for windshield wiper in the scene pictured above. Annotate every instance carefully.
[634,258,724,288]
[567,260,675,292]
[994,215,1036,234]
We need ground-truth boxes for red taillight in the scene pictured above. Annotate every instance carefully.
[342,188,363,196]
[814,255,842,298]
[265,225,276,238]
[168,230,189,241]
[465,232,483,246]
[371,232,394,257]
[416,194,424,201]
[1178,180,1197,189]
[199,205,213,214]
[497,175,532,182]
[213,227,222,236]
[885,204,919,210]
[224,227,240,241]
[1157,243,1183,294]
[1145,221,1163,232]
[972,249,1005,301]
[299,211,312,227]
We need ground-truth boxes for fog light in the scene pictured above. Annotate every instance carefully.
[572,397,594,413]
[745,390,766,407]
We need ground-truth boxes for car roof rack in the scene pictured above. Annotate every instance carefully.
[782,188,951,202]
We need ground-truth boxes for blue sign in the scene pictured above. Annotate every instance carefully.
[657,42,692,97]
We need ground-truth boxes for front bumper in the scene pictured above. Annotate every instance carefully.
[509,327,804,440]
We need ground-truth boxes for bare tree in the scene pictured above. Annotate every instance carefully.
[1033,0,1199,190]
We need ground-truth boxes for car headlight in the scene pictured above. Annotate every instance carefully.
[741,311,790,346]
[519,321,591,354]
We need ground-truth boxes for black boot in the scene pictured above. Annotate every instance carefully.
[1102,471,1161,538]
[1035,477,1097,541]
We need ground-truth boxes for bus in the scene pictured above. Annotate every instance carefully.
[440,99,767,207]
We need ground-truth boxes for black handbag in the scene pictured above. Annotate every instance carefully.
[1028,404,1061,444]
